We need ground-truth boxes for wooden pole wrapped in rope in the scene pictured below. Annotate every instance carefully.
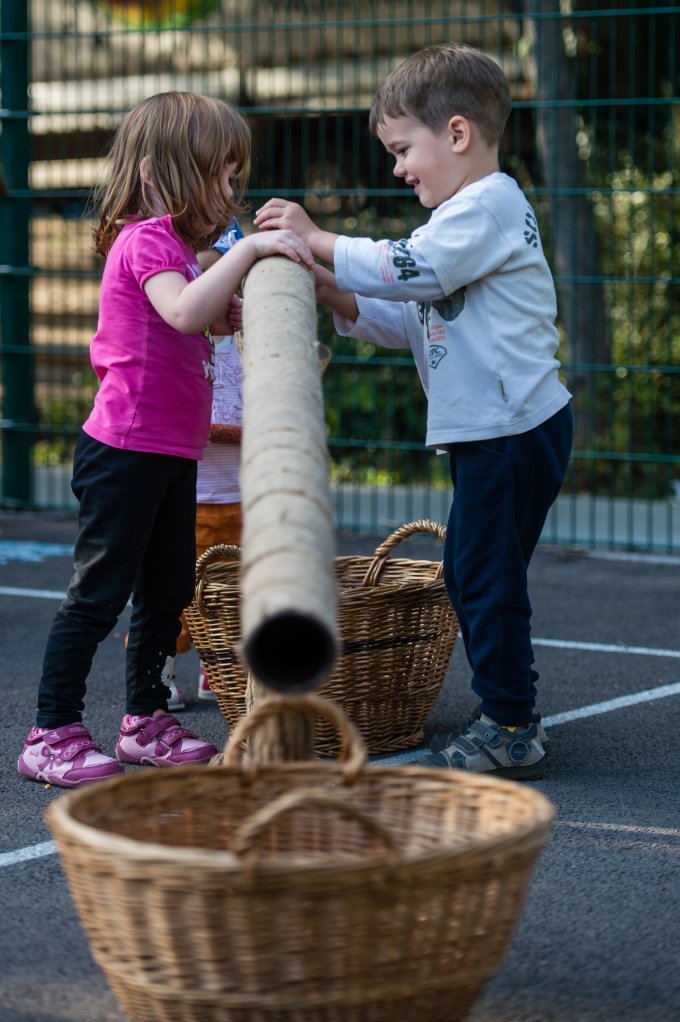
[239,255,338,693]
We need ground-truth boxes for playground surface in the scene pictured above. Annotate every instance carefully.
[1,511,679,1022]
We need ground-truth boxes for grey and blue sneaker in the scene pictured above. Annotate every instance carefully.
[429,706,549,754]
[420,716,546,780]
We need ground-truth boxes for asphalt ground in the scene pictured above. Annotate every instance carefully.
[1,510,679,1022]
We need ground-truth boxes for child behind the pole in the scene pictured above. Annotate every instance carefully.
[167,220,246,709]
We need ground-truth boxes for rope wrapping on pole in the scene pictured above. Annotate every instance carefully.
[239,255,339,694]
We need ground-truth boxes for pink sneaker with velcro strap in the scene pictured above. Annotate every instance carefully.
[116,711,218,767]
[18,723,124,787]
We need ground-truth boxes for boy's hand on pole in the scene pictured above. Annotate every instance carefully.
[254,198,317,244]
[255,199,339,266]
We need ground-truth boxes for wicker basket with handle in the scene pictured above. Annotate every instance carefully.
[46,694,554,1022]
[184,519,459,754]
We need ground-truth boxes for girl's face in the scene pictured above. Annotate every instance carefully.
[194,162,239,235]
[218,162,237,203]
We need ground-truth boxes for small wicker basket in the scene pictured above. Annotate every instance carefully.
[46,695,555,1022]
[184,519,458,755]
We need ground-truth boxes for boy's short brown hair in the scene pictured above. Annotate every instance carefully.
[369,43,512,146]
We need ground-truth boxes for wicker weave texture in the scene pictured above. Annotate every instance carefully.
[46,696,554,1022]
[184,520,458,754]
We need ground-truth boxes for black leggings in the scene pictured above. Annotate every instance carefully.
[37,432,197,727]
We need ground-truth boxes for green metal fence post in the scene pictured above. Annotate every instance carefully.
[0,1,34,506]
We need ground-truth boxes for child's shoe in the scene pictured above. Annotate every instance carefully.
[116,711,218,767]
[430,706,549,753]
[167,679,186,712]
[419,716,546,780]
[18,724,124,788]
[161,656,186,712]
[197,666,217,701]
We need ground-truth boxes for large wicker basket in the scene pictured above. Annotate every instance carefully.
[184,519,458,755]
[46,695,554,1022]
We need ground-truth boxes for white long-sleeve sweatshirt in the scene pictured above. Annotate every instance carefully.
[333,172,571,448]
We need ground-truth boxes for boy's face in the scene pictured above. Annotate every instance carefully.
[376,114,460,208]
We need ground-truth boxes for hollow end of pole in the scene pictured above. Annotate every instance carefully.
[243,610,337,694]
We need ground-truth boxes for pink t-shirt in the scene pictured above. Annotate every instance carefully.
[83,215,214,460]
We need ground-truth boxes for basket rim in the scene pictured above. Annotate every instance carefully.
[45,763,555,877]
[193,559,448,592]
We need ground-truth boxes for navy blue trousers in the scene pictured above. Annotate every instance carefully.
[443,403,572,726]
[37,431,197,727]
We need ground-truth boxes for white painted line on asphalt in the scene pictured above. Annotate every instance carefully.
[589,550,680,566]
[533,637,680,659]
[5,817,678,872]
[3,585,680,659]
[0,840,57,868]
[557,820,680,838]
[0,585,65,600]
[541,681,680,726]
[4,585,678,657]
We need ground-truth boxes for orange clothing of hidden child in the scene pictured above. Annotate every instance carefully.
[176,501,242,654]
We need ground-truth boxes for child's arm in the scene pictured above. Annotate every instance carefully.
[313,264,359,323]
[313,264,411,356]
[209,294,243,337]
[198,244,243,335]
[197,247,222,272]
[254,199,337,264]
[144,229,313,335]
[256,199,454,306]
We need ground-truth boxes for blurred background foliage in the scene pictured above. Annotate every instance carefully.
[0,0,678,544]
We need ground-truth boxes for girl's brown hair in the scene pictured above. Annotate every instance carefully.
[93,92,251,258]
[368,43,512,147]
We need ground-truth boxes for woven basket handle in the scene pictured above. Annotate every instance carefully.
[231,788,400,865]
[223,693,367,779]
[195,543,241,581]
[194,543,241,615]
[362,519,446,586]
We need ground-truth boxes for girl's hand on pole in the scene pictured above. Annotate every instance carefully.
[246,227,314,268]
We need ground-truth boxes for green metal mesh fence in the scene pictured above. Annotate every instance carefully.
[1,0,678,549]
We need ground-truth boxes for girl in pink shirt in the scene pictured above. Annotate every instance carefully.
[18,91,313,788]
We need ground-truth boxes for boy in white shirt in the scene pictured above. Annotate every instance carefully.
[255,42,572,779]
